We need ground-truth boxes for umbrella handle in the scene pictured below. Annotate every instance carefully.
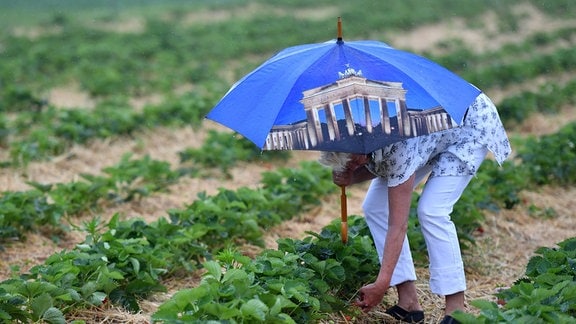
[340,185,348,244]
[337,17,343,42]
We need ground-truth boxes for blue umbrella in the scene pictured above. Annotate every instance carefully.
[206,18,481,243]
[206,19,480,155]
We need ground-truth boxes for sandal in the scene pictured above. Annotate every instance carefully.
[385,305,425,323]
[440,315,460,324]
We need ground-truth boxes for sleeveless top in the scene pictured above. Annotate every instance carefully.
[366,93,512,187]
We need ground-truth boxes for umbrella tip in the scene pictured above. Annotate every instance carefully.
[337,17,343,44]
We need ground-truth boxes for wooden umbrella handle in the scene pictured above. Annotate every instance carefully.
[340,185,348,244]
[337,17,343,42]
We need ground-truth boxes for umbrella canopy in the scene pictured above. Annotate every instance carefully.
[207,30,480,154]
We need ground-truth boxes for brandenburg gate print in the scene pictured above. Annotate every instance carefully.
[263,68,455,153]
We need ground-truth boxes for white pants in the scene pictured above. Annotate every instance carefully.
[362,147,487,296]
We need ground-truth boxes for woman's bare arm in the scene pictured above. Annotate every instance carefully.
[356,173,415,311]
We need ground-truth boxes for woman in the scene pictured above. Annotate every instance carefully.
[328,93,511,323]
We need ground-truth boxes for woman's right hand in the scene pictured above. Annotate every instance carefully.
[332,169,354,187]
[332,154,372,186]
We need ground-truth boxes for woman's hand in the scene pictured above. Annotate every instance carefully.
[354,281,389,312]
[346,153,370,168]
[332,169,354,187]
[332,154,370,187]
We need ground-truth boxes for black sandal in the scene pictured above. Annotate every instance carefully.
[385,305,425,323]
[440,315,460,324]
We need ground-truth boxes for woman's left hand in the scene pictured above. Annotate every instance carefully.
[353,281,389,312]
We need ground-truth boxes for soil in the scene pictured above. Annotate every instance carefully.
[1,3,575,323]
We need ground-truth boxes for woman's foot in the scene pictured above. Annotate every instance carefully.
[440,315,460,324]
[385,305,425,323]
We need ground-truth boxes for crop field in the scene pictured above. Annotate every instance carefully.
[1,0,576,323]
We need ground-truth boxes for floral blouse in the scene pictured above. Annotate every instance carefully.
[366,93,512,187]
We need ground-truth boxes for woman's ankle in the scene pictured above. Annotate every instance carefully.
[444,291,465,315]
[396,281,423,311]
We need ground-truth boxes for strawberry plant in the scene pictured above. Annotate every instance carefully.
[102,154,181,202]
[0,161,339,321]
[0,190,66,244]
[168,161,335,250]
[140,90,217,129]
[0,280,68,324]
[277,216,380,311]
[110,216,210,274]
[0,84,46,113]
[517,122,576,186]
[26,177,110,217]
[454,237,576,323]
[0,114,8,148]
[151,256,305,323]
[151,216,379,323]
[260,161,336,214]
[9,128,67,165]
[178,130,290,178]
[169,188,268,250]
[0,155,185,245]
[2,89,217,166]
[24,215,168,312]
[464,46,576,91]
[476,160,528,210]
[498,79,576,126]
[58,97,139,142]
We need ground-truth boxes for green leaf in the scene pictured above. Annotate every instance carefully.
[19,281,44,299]
[470,299,499,310]
[129,257,140,275]
[324,259,346,282]
[66,288,81,302]
[80,281,97,297]
[88,292,107,305]
[30,293,52,321]
[203,261,223,281]
[42,307,66,324]
[203,303,242,319]
[0,309,12,320]
[266,295,298,315]
[107,270,125,280]
[451,310,483,323]
[172,288,201,309]
[75,244,92,252]
[241,299,268,321]
[282,280,312,304]
[268,295,284,317]
[53,292,73,302]
[222,268,248,283]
